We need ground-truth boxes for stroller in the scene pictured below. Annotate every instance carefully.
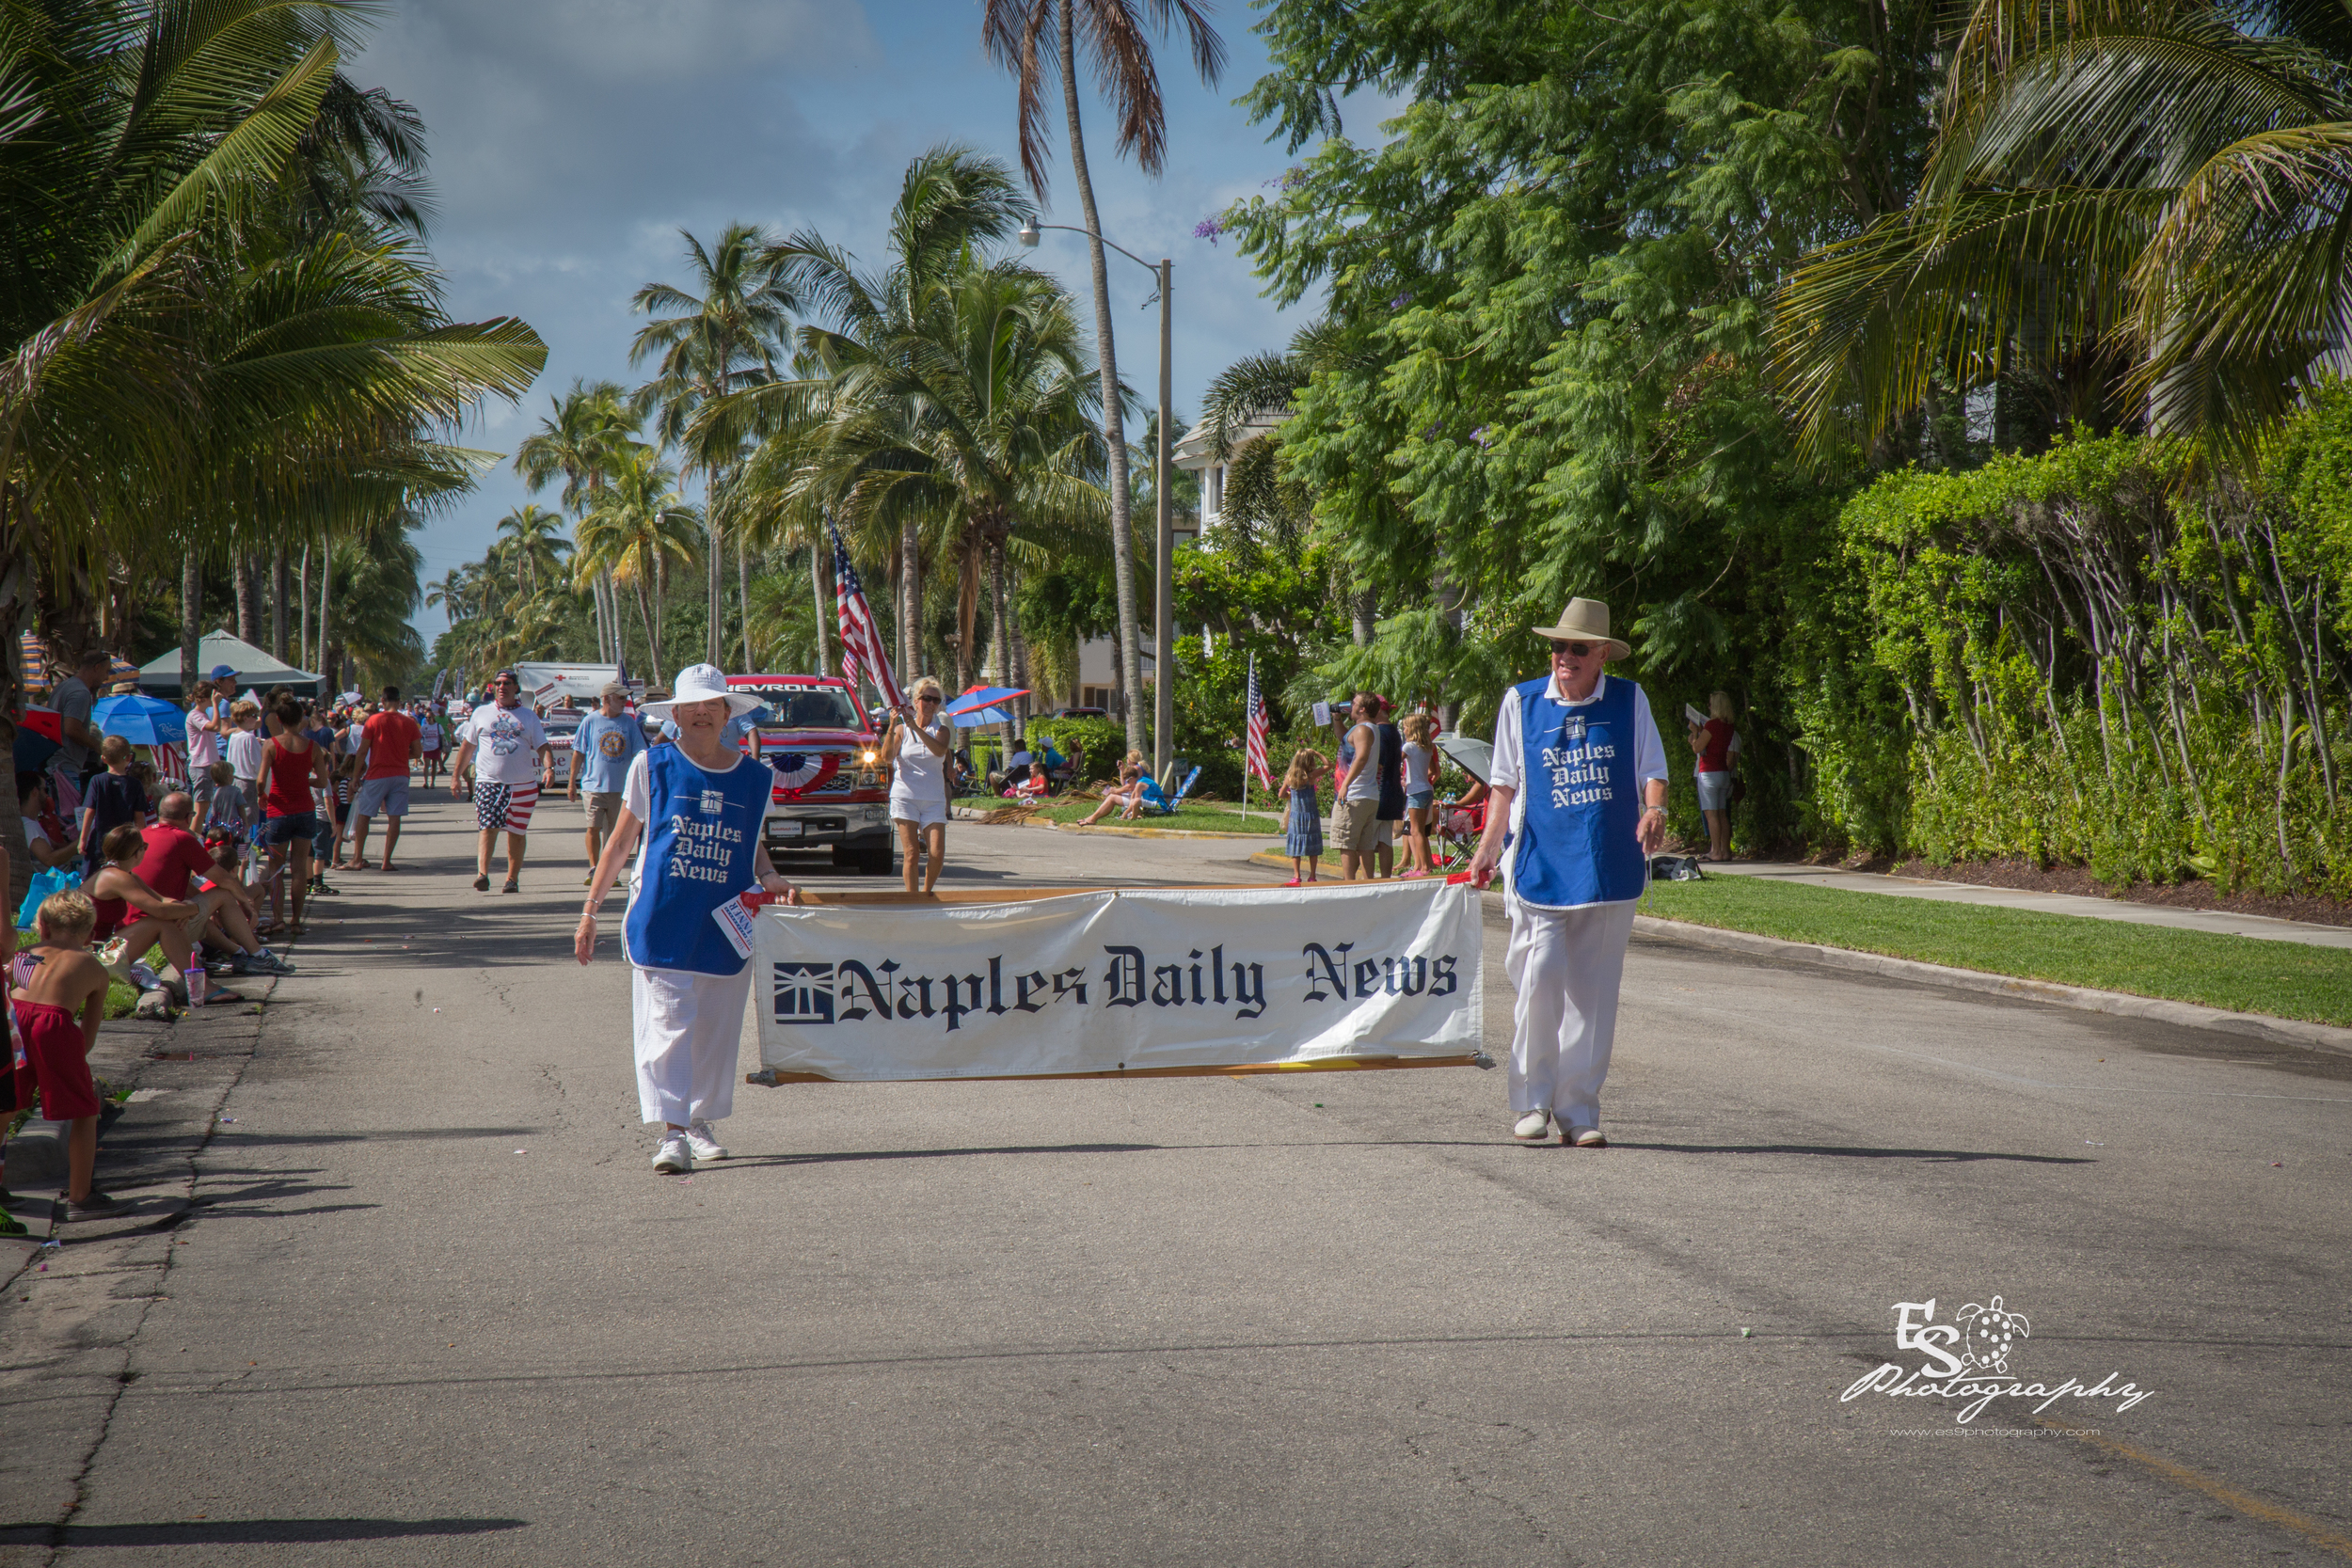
[1430,732,1494,873]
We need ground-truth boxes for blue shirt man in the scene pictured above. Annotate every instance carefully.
[574,705,649,794]
[570,684,652,870]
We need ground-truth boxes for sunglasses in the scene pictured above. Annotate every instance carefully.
[916,695,941,704]
[1548,641,1595,657]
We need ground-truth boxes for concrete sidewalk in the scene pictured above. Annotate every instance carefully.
[1706,859,2352,948]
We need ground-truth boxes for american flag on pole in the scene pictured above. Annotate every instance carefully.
[1244,653,1273,791]
[832,521,905,711]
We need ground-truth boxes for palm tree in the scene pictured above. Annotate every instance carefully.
[576,447,703,687]
[729,147,1037,683]
[982,0,1225,754]
[630,225,795,671]
[495,503,570,599]
[814,262,1109,692]
[1,0,542,679]
[1772,0,2352,461]
[514,379,645,665]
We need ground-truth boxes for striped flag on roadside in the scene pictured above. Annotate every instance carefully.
[1245,654,1273,791]
[832,521,905,711]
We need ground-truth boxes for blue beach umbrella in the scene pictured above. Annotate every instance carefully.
[942,685,1029,719]
[92,693,188,747]
[948,704,1013,728]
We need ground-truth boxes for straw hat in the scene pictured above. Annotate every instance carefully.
[1531,597,1630,660]
[643,661,763,720]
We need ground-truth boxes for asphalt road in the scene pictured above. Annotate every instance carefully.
[4,796,2349,1565]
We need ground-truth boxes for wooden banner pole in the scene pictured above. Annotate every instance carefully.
[749,1052,1493,1087]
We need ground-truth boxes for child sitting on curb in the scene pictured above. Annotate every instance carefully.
[10,889,116,1216]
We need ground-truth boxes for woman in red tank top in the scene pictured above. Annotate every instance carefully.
[257,697,329,933]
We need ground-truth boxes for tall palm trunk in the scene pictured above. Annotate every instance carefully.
[655,550,670,678]
[1059,0,1143,755]
[270,545,289,659]
[235,553,262,644]
[739,535,754,674]
[1006,554,1028,743]
[298,545,311,670]
[181,545,202,702]
[811,538,832,677]
[991,540,1017,742]
[318,543,333,690]
[901,520,922,680]
[631,571,663,688]
[707,510,725,668]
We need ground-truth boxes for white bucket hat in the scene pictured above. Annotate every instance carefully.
[643,662,764,721]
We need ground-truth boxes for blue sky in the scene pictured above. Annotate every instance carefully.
[350,0,1374,646]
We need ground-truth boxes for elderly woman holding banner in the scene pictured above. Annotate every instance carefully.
[1466,599,1670,1148]
[575,663,798,1179]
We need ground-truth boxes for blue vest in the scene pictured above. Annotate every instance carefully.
[1510,674,1646,911]
[623,746,772,975]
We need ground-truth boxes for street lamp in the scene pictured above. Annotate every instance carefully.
[1019,221,1175,788]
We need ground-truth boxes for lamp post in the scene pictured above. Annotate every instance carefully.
[1019,222,1175,789]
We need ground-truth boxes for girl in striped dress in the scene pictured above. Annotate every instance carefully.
[1281,748,1327,886]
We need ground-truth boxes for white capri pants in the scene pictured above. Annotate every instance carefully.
[632,963,754,1127]
[1502,893,1639,1129]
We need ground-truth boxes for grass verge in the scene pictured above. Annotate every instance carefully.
[1641,875,2352,1027]
[1013,799,1285,834]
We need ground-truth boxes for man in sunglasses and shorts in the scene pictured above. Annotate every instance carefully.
[1466,599,1670,1149]
[452,670,551,894]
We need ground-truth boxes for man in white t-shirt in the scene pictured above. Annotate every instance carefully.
[451,669,551,894]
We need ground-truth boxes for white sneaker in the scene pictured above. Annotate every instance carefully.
[1512,1110,1552,1143]
[651,1133,692,1175]
[685,1121,728,1162]
[1566,1124,1607,1148]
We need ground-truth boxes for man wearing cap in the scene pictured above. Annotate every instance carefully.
[568,682,647,887]
[450,669,551,893]
[1467,599,1670,1148]
[574,663,796,1177]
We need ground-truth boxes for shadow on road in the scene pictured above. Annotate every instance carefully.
[705,1141,1162,1169]
[1607,1141,2094,1164]
[0,1516,527,1547]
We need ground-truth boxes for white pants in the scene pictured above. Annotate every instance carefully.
[1502,894,1639,1128]
[632,963,753,1127]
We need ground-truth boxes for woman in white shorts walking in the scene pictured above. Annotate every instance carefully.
[884,676,952,894]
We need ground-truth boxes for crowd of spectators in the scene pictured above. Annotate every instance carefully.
[6,656,453,1226]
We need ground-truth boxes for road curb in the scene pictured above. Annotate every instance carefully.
[1632,915,2352,1056]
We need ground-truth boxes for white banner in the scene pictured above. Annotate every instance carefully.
[753,883,1485,1081]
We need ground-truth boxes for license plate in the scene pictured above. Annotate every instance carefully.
[770,820,802,838]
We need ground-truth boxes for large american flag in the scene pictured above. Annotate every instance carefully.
[1244,653,1273,791]
[832,521,905,710]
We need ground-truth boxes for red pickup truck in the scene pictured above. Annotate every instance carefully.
[727,674,895,876]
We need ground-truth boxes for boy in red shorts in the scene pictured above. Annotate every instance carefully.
[11,889,115,1215]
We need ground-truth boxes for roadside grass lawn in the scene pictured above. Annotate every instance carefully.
[1641,875,2352,1027]
[1017,797,1285,834]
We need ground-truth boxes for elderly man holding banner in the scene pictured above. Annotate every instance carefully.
[575,663,798,1178]
[1467,599,1669,1148]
